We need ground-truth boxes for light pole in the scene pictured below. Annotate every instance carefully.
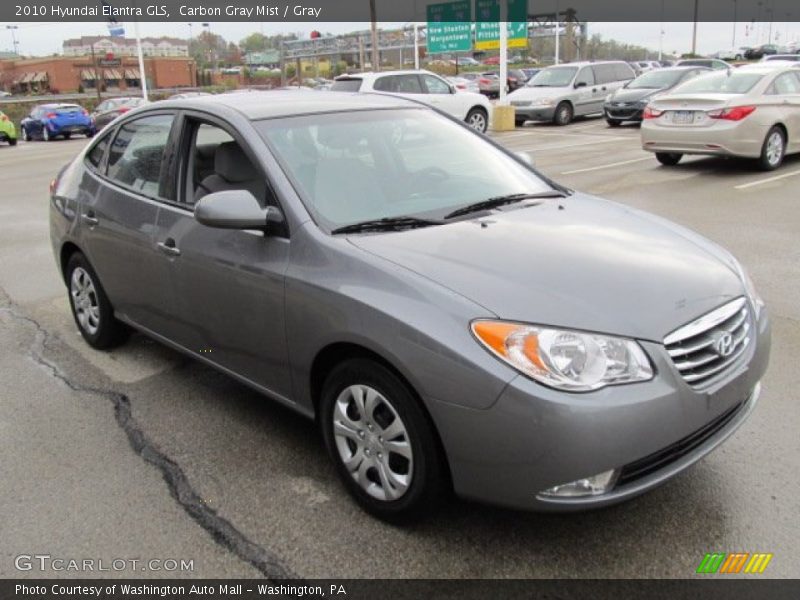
[6,25,19,56]
[691,0,699,56]
[732,0,737,49]
[658,0,665,61]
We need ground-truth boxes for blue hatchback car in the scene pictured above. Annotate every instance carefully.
[20,103,95,142]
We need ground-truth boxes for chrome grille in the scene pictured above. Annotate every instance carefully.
[664,298,751,387]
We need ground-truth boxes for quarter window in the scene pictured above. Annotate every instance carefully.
[86,130,112,170]
[422,74,451,94]
[770,72,800,95]
[106,114,175,200]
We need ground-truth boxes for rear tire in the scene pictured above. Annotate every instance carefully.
[465,107,488,133]
[63,133,71,140]
[86,131,95,139]
[758,126,785,171]
[65,252,128,350]
[656,152,683,166]
[553,101,573,126]
[515,118,526,127]
[320,358,447,523]
[8,138,17,146]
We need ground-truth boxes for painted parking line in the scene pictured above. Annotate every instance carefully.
[513,136,629,151]
[561,156,653,175]
[734,169,800,190]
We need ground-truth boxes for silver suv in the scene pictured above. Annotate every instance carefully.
[508,61,636,125]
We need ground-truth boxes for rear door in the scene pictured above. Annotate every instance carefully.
[572,66,598,115]
[771,71,800,153]
[79,112,178,333]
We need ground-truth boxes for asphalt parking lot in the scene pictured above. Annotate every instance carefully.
[1,117,798,579]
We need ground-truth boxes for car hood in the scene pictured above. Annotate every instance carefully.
[349,194,744,342]
[508,85,570,101]
[607,87,661,103]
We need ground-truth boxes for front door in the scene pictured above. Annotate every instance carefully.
[153,117,292,399]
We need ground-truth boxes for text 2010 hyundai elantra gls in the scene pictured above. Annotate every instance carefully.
[49,91,770,521]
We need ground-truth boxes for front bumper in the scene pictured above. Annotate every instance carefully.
[427,307,770,511]
[604,104,644,122]
[513,105,557,122]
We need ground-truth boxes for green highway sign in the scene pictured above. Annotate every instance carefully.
[426,1,472,54]
[475,0,529,50]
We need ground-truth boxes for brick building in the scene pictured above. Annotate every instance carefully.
[0,56,196,94]
[63,36,189,58]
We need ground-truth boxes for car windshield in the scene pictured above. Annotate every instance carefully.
[527,67,577,87]
[672,71,763,94]
[628,70,685,89]
[258,108,552,232]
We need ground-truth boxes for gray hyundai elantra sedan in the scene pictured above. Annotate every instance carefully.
[49,91,770,522]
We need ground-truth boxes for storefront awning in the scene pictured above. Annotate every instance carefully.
[30,72,48,83]
[105,69,122,80]
[81,70,97,81]
[124,68,140,79]
[19,72,35,83]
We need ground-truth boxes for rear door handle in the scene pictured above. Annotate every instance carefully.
[157,239,181,257]
[81,212,99,226]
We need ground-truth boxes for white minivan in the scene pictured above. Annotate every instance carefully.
[509,61,636,126]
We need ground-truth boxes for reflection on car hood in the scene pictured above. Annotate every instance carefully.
[607,87,660,103]
[350,193,743,341]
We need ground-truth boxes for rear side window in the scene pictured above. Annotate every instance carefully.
[86,131,112,170]
[331,79,363,92]
[614,63,635,80]
[106,114,175,200]
[592,64,617,84]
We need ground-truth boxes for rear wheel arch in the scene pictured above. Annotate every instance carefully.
[309,342,453,488]
[60,242,83,283]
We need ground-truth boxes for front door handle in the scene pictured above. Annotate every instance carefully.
[81,212,99,227]
[157,239,181,257]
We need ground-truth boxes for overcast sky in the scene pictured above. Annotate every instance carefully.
[2,20,798,57]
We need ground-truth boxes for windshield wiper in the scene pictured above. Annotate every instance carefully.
[444,191,568,220]
[331,216,443,235]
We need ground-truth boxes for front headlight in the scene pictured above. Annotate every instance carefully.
[472,321,653,392]
[736,262,765,317]
[531,97,555,106]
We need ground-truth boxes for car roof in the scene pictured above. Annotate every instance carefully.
[335,69,439,81]
[154,89,423,121]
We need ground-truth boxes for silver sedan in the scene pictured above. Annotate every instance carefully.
[641,65,800,170]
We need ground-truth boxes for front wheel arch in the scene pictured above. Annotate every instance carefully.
[60,241,83,284]
[309,342,453,488]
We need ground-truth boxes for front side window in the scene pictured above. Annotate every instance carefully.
[106,114,175,200]
[259,109,552,232]
[575,67,595,87]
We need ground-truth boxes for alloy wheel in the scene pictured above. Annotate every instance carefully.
[468,111,487,132]
[766,131,784,167]
[332,384,414,502]
[70,267,100,335]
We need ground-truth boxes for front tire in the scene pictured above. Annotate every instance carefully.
[21,127,30,142]
[758,126,785,171]
[553,101,573,126]
[320,358,447,523]
[465,107,488,133]
[656,152,683,166]
[63,133,72,140]
[66,252,128,350]
[42,127,51,142]
[515,118,526,127]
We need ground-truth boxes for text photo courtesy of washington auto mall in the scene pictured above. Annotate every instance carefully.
[1,0,799,598]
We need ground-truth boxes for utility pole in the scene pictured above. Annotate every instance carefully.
[554,0,560,65]
[732,0,737,48]
[369,0,379,71]
[134,20,148,100]
[659,0,665,61]
[6,26,19,56]
[691,0,699,55]
[413,23,419,70]
[89,43,102,103]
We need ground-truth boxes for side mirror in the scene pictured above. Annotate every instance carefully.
[574,81,588,88]
[449,84,457,94]
[515,151,535,167]
[194,190,283,230]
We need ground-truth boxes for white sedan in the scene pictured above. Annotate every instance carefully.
[641,65,800,170]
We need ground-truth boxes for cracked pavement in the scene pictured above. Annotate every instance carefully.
[1,125,798,579]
